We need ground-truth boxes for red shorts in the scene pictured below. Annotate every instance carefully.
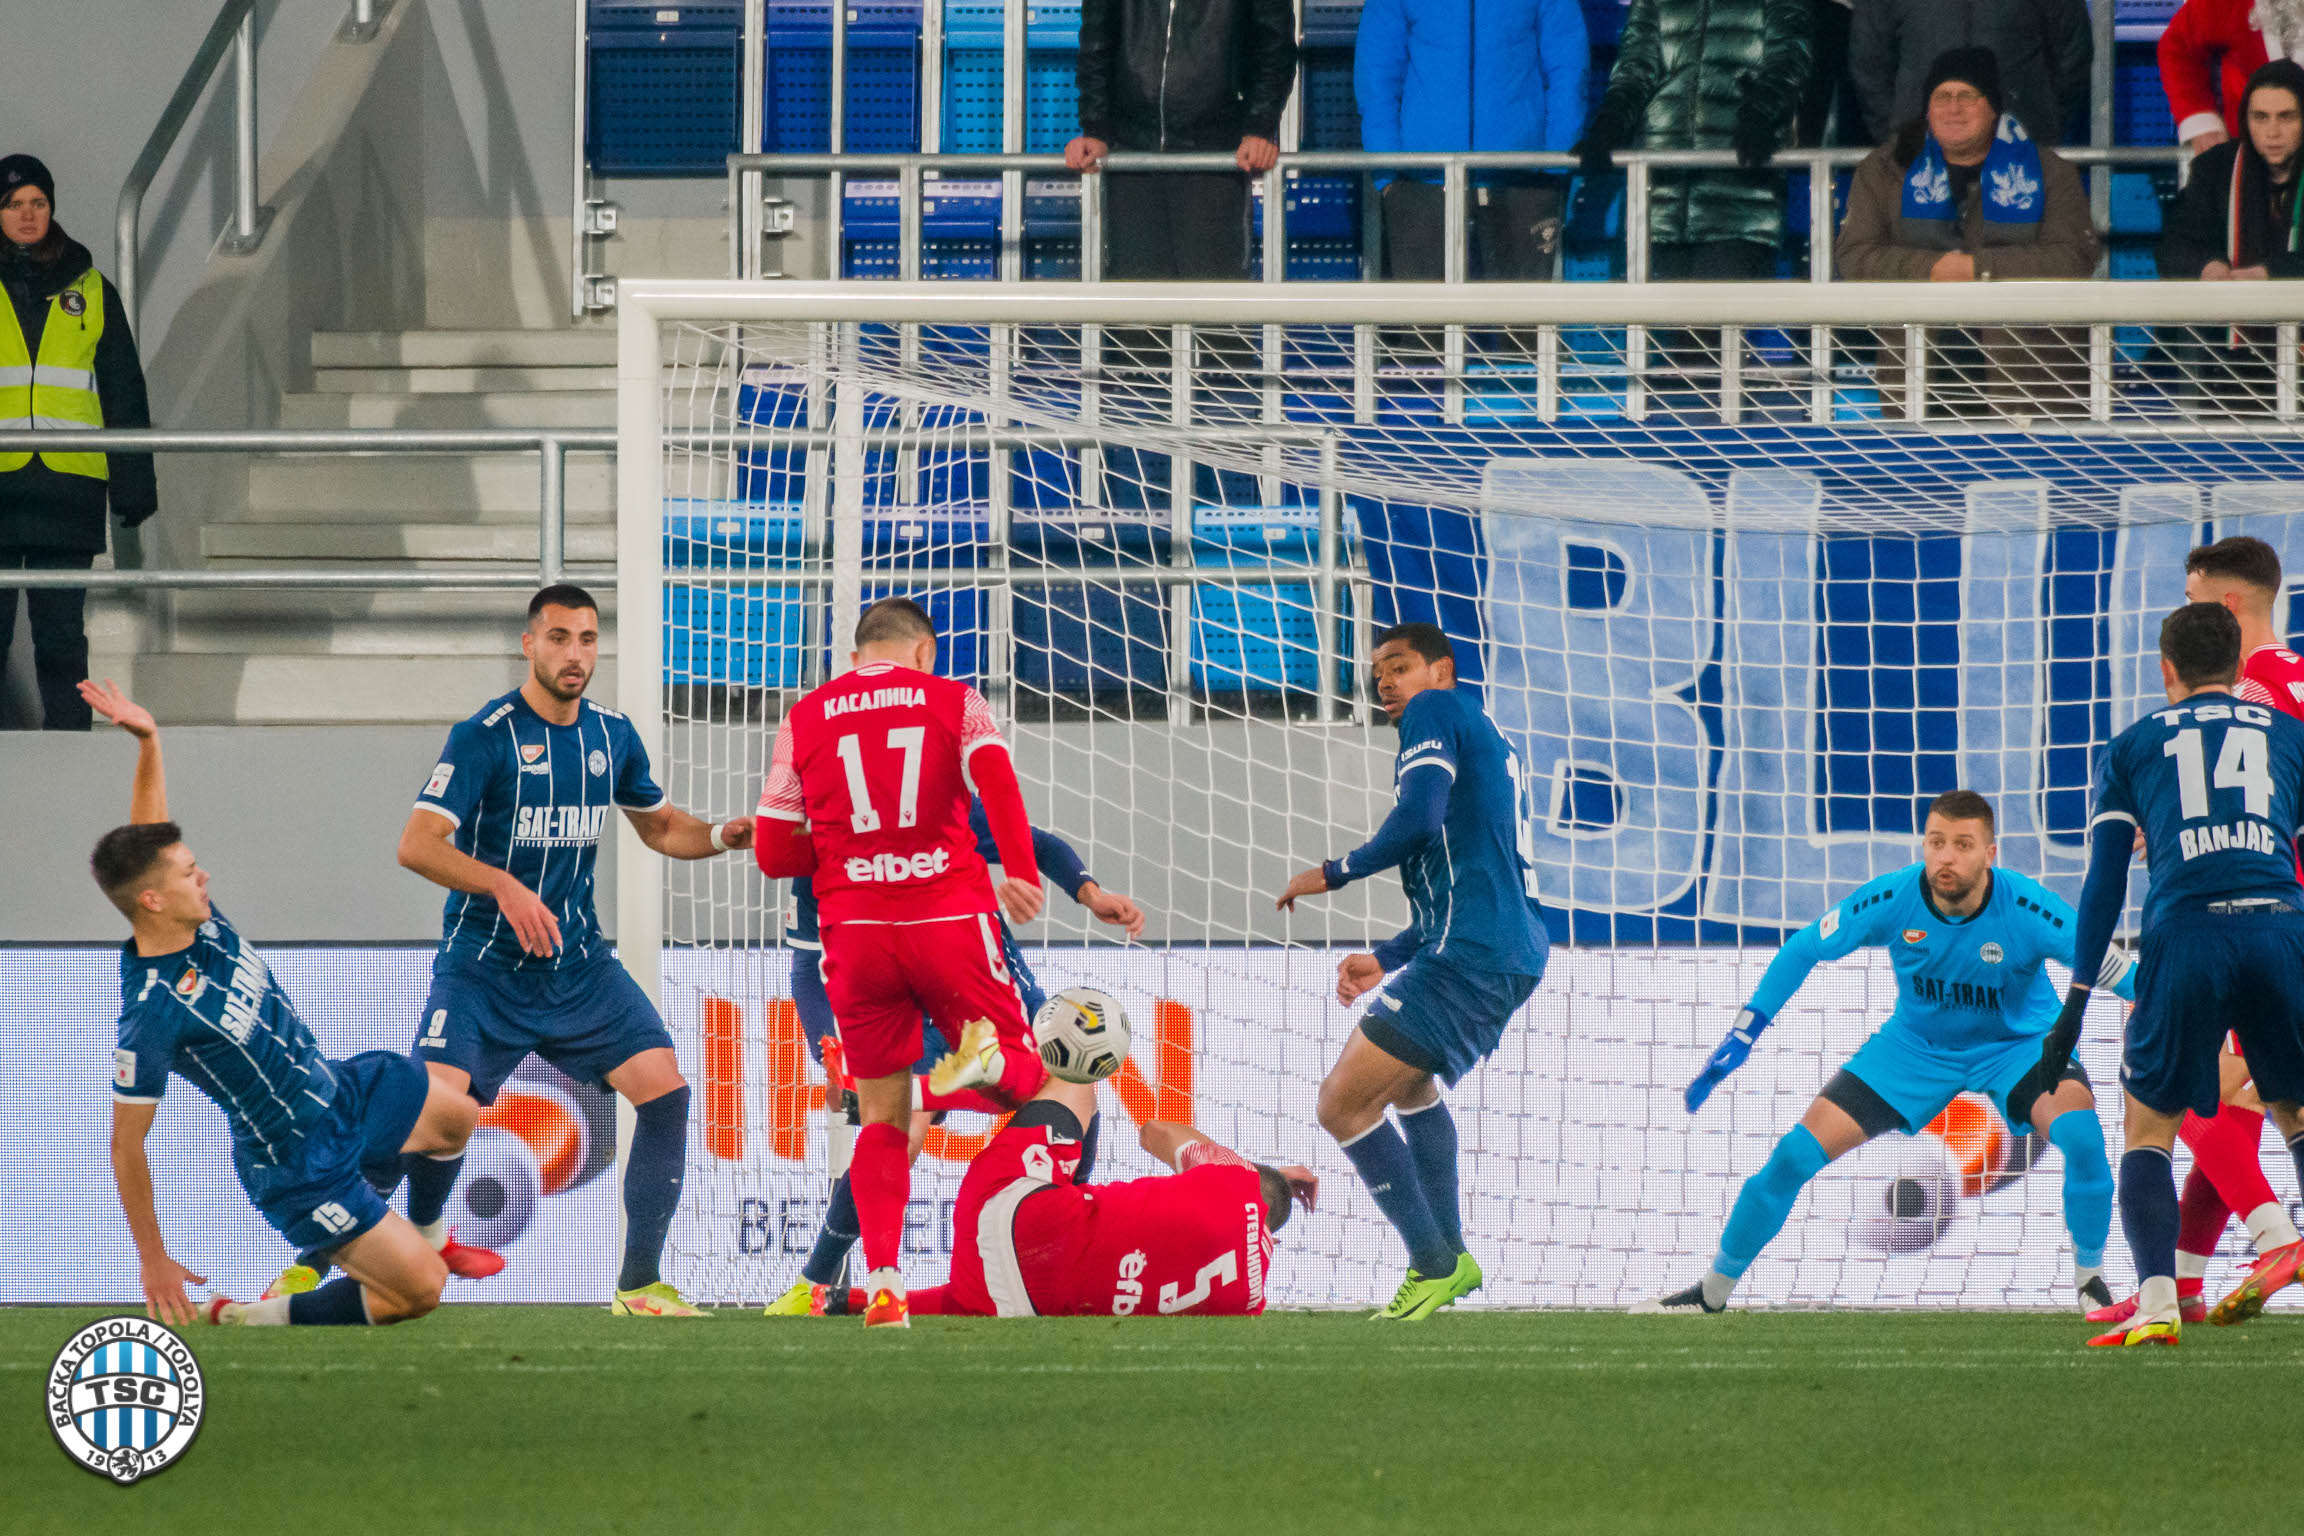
[820,913,1032,1081]
[1009,1163,1274,1318]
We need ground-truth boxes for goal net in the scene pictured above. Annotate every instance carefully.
[622,283,2304,1310]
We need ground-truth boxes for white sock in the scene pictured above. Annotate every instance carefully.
[1700,1269,1736,1310]
[2138,1274,2181,1319]
[416,1218,449,1252]
[242,1296,290,1326]
[2176,1250,2211,1281]
[864,1266,905,1299]
[2074,1264,2103,1292]
[2243,1201,2302,1253]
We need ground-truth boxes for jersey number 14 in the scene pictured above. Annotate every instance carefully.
[2162,721,2271,819]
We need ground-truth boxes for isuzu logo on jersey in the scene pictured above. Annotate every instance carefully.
[843,848,953,883]
[514,805,609,844]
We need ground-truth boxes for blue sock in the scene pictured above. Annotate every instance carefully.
[404,1152,464,1230]
[1396,1098,1464,1255]
[1714,1125,1830,1280]
[801,1173,859,1286]
[2048,1110,2113,1269]
[618,1086,690,1293]
[2288,1131,2304,1201]
[287,1276,370,1326]
[1076,1112,1101,1186]
[1338,1120,1453,1276]
[2119,1146,2180,1284]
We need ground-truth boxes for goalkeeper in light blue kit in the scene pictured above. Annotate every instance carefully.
[1639,789,2129,1316]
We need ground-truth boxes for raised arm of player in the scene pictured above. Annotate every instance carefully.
[969,802,1145,938]
[961,690,1043,924]
[1686,878,1887,1112]
[1275,757,1449,912]
[1142,1121,1319,1213]
[79,679,167,824]
[109,1101,205,1325]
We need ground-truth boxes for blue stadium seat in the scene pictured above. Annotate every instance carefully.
[1190,505,1338,694]
[1012,506,1171,696]
[764,0,923,153]
[586,2,745,175]
[663,498,813,689]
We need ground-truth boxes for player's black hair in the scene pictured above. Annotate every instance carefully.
[1925,789,1995,835]
[2184,536,2283,597]
[2161,601,2244,688]
[89,822,184,916]
[527,584,600,624]
[1373,621,1454,668]
[855,596,936,648]
[1253,1164,1293,1235]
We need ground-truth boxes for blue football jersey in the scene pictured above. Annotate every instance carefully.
[1747,864,2136,1051]
[113,906,339,1168]
[2092,694,2304,931]
[415,690,666,970]
[1349,688,1549,976]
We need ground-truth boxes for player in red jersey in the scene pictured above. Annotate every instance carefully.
[885,1076,1317,1319]
[752,597,1049,1328]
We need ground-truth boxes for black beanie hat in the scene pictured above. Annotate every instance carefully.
[0,155,55,207]
[1923,47,2005,117]
[2244,58,2304,120]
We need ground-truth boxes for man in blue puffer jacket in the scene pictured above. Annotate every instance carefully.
[1354,0,1589,280]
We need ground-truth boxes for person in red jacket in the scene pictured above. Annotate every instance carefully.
[2158,0,2304,152]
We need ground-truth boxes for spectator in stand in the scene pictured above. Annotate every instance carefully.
[2158,0,2304,153]
[1066,0,1298,281]
[1851,0,2093,147]
[1354,0,1589,280]
[0,155,155,732]
[2157,61,2304,410]
[1837,49,2099,419]
[1573,0,1812,284]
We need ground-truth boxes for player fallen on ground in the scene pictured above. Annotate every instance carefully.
[2048,602,2304,1347]
[82,679,475,1329]
[753,596,1052,1328]
[1272,622,1551,1322]
[765,804,1144,1318]
[816,1075,1317,1319]
[1639,788,2127,1316]
[393,586,757,1317]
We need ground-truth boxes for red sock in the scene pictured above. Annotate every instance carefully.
[850,1121,910,1275]
[2184,1103,2277,1216]
[994,1039,1048,1107]
[917,1083,1010,1116]
[2175,1160,2232,1262]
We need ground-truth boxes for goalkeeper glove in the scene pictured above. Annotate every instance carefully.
[1685,1007,1770,1113]
[2029,986,2090,1090]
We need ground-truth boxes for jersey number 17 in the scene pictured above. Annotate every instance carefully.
[834,726,927,833]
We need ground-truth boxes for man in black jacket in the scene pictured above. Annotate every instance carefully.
[1064,0,1299,281]
[0,154,156,731]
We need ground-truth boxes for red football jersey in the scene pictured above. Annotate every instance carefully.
[2238,644,2304,720]
[757,661,1013,926]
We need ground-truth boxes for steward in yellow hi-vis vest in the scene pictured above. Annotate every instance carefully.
[0,154,156,731]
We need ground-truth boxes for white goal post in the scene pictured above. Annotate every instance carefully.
[615,279,2304,1310]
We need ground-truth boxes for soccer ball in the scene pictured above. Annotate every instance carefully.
[1033,987,1131,1083]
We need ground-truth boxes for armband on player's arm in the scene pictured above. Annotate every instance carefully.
[1326,766,1449,888]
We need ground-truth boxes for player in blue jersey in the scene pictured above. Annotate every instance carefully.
[1273,622,1551,1321]
[395,586,759,1316]
[82,680,479,1330]
[2045,602,2304,1347]
[763,802,1145,1316]
[1635,789,2129,1316]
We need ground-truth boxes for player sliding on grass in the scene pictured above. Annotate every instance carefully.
[764,803,1144,1317]
[753,596,1052,1328]
[1639,789,2128,1317]
[2048,602,2304,1347]
[82,680,476,1330]
[395,585,757,1317]
[1274,622,1550,1322]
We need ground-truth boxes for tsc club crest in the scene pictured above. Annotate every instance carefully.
[47,1316,205,1484]
[588,749,608,776]
[1979,942,2004,964]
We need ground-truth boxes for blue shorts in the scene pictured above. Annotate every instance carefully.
[1361,950,1543,1087]
[237,1051,428,1255]
[790,924,1046,1077]
[1841,1023,2066,1136]
[2128,909,2304,1117]
[415,953,672,1106]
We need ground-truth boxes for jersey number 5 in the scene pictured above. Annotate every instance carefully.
[2163,725,2271,819]
[834,726,926,833]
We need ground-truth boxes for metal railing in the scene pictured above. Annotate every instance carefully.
[117,0,385,339]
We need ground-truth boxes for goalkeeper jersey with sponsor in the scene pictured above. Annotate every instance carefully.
[113,906,339,1169]
[413,690,667,971]
[1744,864,2136,1052]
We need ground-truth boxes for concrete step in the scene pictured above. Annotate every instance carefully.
[311,365,615,395]
[310,330,617,369]
[244,453,616,518]
[158,587,622,659]
[278,391,617,429]
[202,521,620,563]
[132,652,624,725]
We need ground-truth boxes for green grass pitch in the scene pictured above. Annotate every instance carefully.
[9,1305,2297,1535]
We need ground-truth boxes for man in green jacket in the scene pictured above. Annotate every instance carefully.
[0,154,156,731]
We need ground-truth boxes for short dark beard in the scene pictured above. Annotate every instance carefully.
[532,659,588,702]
